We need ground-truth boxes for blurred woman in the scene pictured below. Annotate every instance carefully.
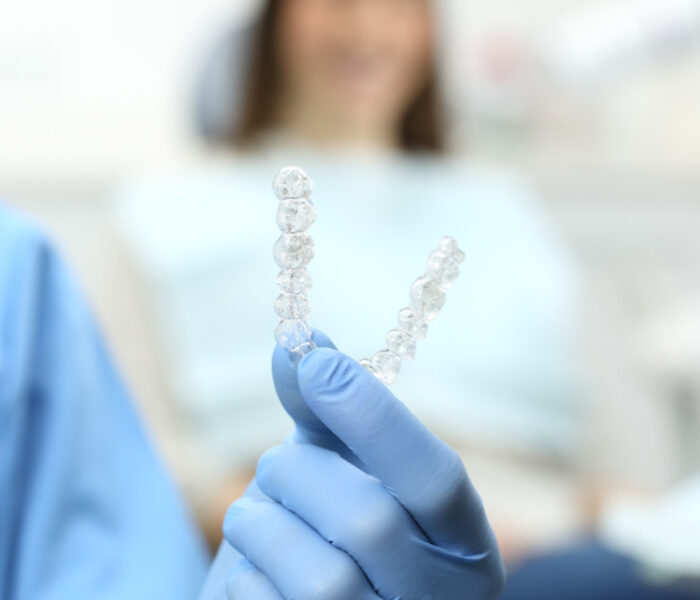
[229,0,442,152]
[117,0,576,550]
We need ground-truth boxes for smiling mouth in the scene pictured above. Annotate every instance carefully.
[328,51,393,83]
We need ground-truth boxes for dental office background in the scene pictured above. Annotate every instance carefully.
[2,0,700,574]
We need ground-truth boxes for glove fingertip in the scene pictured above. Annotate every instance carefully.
[271,329,336,389]
[271,328,337,374]
[310,328,337,350]
[298,348,368,401]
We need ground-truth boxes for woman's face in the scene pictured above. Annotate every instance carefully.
[275,0,434,140]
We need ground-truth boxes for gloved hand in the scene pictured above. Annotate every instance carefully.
[221,330,504,599]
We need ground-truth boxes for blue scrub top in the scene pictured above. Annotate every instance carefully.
[0,204,209,599]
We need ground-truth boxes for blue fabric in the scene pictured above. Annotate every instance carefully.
[502,541,700,600]
[0,204,209,599]
[200,330,505,599]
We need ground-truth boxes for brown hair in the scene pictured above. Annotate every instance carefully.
[231,0,445,153]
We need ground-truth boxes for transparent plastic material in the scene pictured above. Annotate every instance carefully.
[359,236,465,385]
[271,166,464,380]
[272,167,317,361]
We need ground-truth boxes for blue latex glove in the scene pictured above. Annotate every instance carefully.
[0,205,209,599]
[202,331,504,599]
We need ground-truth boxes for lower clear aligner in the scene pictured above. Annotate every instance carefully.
[359,236,465,385]
[271,166,465,379]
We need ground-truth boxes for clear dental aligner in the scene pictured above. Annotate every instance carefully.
[271,166,465,381]
[272,166,318,361]
[359,236,465,385]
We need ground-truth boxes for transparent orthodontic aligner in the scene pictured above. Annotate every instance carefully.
[272,166,317,361]
[271,166,465,382]
[358,236,465,385]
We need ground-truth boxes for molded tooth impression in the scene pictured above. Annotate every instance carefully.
[360,235,464,385]
[272,166,464,382]
[273,166,317,360]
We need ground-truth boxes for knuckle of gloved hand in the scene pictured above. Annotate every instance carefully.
[299,555,366,600]
[339,489,405,554]
[255,443,311,496]
[416,448,469,516]
[255,444,288,485]
[223,497,265,543]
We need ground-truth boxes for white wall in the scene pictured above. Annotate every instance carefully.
[3,0,700,180]
[0,0,259,179]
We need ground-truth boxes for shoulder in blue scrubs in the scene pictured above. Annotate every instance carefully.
[0,204,209,599]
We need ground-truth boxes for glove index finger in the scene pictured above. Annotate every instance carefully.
[271,328,345,449]
[297,348,496,555]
